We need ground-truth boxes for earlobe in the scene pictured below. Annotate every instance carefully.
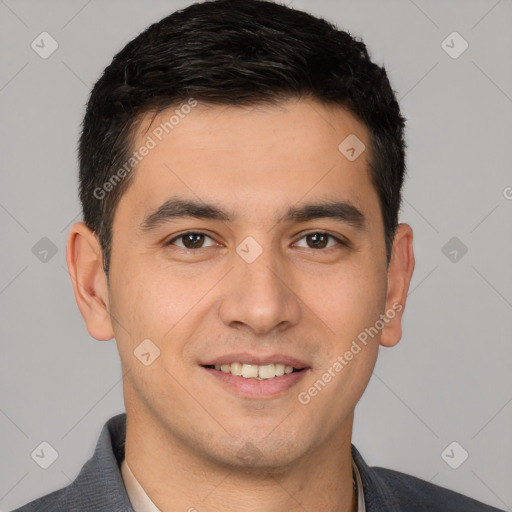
[380,223,415,348]
[66,222,114,341]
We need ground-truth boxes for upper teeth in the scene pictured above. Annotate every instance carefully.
[214,363,295,379]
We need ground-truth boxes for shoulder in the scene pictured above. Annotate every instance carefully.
[10,486,72,512]
[371,465,505,512]
[351,444,504,512]
[10,413,133,512]
[8,471,133,512]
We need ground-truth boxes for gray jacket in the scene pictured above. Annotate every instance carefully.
[12,413,505,511]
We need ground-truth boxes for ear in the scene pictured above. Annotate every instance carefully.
[66,222,114,341]
[380,223,415,348]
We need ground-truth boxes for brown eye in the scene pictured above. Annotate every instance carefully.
[168,232,215,249]
[295,232,344,250]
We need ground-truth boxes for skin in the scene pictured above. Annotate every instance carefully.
[66,98,414,512]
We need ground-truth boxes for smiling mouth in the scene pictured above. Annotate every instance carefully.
[202,363,304,380]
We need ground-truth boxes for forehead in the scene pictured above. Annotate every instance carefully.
[118,99,378,225]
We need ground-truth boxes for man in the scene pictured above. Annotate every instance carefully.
[12,0,504,511]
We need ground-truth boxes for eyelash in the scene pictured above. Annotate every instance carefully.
[166,231,347,251]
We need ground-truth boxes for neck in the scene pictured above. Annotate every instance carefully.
[124,409,356,512]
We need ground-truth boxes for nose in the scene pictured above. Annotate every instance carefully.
[218,245,302,336]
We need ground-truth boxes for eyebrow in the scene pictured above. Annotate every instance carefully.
[139,197,366,233]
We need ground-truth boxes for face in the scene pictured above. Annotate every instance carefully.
[70,98,413,471]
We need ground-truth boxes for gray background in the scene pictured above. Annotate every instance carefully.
[1,0,511,510]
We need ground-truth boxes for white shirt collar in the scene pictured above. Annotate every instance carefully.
[121,458,162,512]
[121,457,365,512]
[352,455,366,511]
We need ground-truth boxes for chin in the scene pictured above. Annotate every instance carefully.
[209,432,310,473]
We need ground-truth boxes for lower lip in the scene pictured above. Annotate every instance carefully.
[202,367,309,399]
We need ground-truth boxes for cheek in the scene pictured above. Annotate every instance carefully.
[109,258,219,364]
[307,260,387,346]
[296,267,385,422]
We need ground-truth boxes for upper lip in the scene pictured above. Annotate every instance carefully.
[201,353,309,369]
